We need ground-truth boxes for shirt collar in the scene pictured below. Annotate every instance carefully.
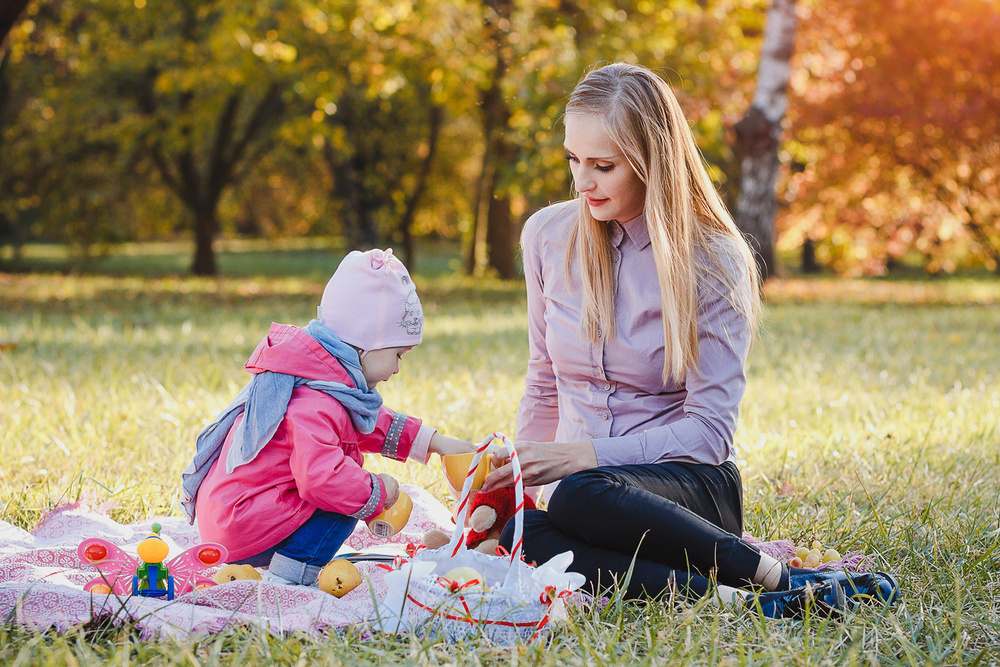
[615,212,650,250]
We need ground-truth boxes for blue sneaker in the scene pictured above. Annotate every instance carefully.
[748,580,847,619]
[788,570,899,606]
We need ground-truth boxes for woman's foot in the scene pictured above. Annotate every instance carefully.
[747,580,847,619]
[788,569,899,606]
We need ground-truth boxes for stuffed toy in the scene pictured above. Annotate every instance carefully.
[423,488,537,555]
[466,487,537,554]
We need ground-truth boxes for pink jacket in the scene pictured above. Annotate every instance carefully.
[195,324,431,561]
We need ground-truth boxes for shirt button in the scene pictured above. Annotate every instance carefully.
[603,382,611,391]
[600,411,609,420]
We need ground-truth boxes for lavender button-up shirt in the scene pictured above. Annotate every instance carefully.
[516,201,753,467]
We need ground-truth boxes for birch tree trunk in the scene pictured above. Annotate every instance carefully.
[733,0,798,280]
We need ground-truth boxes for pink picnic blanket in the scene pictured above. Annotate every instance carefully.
[0,484,454,639]
[0,485,868,639]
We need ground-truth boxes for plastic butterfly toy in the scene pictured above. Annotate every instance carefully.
[78,522,228,600]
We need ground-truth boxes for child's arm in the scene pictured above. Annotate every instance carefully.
[356,406,473,464]
[427,432,476,457]
[287,419,389,521]
[355,407,425,461]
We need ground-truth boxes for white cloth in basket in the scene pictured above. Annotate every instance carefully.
[375,433,586,643]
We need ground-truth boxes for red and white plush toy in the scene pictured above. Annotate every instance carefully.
[465,487,537,554]
[422,487,537,555]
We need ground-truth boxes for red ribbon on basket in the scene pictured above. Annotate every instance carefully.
[376,553,410,572]
[539,585,573,604]
[437,576,482,594]
[525,586,574,641]
[435,576,482,618]
[404,542,425,558]
[405,592,547,631]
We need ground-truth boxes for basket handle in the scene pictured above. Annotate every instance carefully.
[446,432,525,567]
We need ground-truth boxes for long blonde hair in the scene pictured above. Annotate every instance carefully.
[565,63,761,383]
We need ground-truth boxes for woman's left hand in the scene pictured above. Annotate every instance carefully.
[481,439,598,492]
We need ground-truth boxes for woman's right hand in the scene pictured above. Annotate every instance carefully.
[481,438,598,492]
[378,473,400,508]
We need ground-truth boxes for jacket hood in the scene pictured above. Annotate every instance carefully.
[244,323,356,387]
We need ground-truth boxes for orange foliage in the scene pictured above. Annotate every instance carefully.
[782,0,1000,275]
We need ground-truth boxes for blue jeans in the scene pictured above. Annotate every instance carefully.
[235,510,357,585]
[500,461,762,599]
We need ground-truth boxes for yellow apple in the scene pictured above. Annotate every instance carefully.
[443,566,486,588]
[318,559,363,598]
[212,563,262,584]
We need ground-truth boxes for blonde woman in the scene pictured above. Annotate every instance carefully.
[483,63,897,617]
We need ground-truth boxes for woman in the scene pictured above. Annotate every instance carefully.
[483,63,897,617]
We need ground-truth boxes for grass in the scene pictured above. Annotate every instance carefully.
[2,240,999,664]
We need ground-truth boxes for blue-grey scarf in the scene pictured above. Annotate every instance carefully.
[179,320,382,523]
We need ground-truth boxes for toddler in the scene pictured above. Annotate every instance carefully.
[180,248,472,585]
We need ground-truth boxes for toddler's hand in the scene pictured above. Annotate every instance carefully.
[428,433,476,457]
[378,473,400,508]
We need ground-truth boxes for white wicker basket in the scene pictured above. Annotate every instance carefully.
[375,432,584,644]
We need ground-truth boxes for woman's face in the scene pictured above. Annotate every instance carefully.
[564,113,646,224]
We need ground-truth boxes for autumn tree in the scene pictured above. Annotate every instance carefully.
[289,0,478,268]
[1,0,130,257]
[463,0,766,277]
[2,0,299,275]
[783,0,1000,275]
[3,0,769,278]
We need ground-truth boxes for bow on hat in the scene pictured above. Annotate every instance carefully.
[370,248,400,270]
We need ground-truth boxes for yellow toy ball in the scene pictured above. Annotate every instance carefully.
[317,559,363,598]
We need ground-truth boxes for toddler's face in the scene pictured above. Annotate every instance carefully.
[360,346,413,387]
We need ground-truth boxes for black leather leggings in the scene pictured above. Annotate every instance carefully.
[499,461,763,599]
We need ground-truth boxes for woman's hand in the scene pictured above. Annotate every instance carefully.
[427,433,476,457]
[378,473,400,508]
[481,439,598,492]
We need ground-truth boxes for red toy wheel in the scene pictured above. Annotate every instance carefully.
[198,546,222,566]
[84,543,108,563]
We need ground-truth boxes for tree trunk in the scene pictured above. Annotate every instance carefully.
[486,191,515,278]
[485,134,517,278]
[733,0,798,281]
[397,105,443,269]
[192,207,217,276]
[327,145,378,250]
[0,0,29,168]
[468,159,492,274]
[0,0,30,57]
[468,0,515,277]
[801,238,819,273]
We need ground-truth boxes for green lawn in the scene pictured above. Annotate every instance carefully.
[2,243,999,664]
